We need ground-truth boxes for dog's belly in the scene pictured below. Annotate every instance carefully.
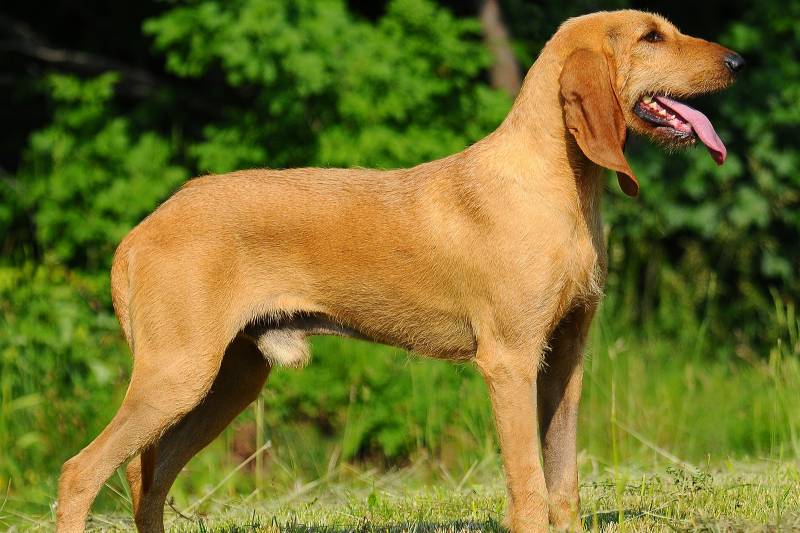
[241,307,477,367]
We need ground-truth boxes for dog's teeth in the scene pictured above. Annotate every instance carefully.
[643,96,653,103]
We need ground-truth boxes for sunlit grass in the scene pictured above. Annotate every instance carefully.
[4,459,799,531]
[1,270,798,528]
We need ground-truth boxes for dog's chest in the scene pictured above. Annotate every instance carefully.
[558,204,607,306]
[562,238,606,304]
[512,217,607,314]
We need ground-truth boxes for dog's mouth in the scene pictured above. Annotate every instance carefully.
[634,95,726,165]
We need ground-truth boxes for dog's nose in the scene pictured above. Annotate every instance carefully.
[724,53,746,74]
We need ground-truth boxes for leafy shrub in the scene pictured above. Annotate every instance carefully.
[0,265,129,500]
[264,337,493,462]
[14,73,187,271]
[144,0,510,172]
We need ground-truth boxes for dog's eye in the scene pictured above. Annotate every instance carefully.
[642,30,663,43]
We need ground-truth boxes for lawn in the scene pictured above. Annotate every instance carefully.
[3,270,798,532]
[2,294,799,532]
[4,458,798,531]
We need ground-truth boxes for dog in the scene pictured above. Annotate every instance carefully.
[56,9,742,532]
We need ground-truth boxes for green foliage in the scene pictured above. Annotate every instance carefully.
[144,0,509,172]
[15,73,187,270]
[0,264,128,502]
[265,337,492,461]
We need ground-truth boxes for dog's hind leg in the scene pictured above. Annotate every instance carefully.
[56,312,230,532]
[125,336,270,532]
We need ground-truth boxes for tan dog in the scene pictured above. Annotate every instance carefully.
[56,10,742,532]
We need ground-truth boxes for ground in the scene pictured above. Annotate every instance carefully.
[5,460,798,532]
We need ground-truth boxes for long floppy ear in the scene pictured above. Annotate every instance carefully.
[560,48,639,197]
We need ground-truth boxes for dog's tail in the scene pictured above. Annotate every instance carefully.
[110,233,135,350]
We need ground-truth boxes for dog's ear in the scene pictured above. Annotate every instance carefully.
[560,48,639,197]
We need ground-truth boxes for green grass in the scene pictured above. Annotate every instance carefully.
[1,270,798,529]
[4,459,799,531]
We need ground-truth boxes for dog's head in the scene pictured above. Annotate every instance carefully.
[555,10,743,196]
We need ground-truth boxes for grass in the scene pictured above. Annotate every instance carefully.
[1,271,798,530]
[3,458,799,531]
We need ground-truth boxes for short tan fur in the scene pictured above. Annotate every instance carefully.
[56,10,740,532]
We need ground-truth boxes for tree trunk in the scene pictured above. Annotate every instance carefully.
[479,0,522,97]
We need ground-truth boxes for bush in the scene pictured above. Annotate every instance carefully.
[0,265,129,502]
[15,73,186,271]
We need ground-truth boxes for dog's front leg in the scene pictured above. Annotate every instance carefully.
[538,305,595,531]
[476,339,549,533]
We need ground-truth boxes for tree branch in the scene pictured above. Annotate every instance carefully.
[0,13,161,98]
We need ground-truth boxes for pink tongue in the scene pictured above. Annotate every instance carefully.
[656,96,727,165]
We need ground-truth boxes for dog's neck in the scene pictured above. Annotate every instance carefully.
[467,46,606,240]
